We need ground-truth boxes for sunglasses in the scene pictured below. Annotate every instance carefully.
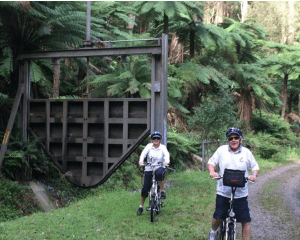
[228,136,240,141]
[152,137,161,140]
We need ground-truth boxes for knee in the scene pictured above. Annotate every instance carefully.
[141,187,149,198]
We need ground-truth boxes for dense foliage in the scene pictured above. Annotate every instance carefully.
[1,1,300,222]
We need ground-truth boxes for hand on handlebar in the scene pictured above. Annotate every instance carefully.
[210,172,219,179]
[248,175,256,182]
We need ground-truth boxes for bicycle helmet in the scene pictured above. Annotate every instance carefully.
[226,127,243,139]
[150,130,162,139]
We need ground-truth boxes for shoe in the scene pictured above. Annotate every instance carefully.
[208,229,217,240]
[137,207,143,215]
[160,191,166,199]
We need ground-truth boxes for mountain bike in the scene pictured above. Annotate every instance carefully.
[213,169,253,240]
[144,161,174,223]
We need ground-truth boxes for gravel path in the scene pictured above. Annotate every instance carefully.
[235,162,300,240]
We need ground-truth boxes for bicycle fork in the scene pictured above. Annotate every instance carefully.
[225,189,237,240]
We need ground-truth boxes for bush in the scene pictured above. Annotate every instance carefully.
[0,177,39,222]
[252,110,298,144]
[1,125,52,181]
[247,132,280,159]
[187,89,241,141]
[167,128,198,169]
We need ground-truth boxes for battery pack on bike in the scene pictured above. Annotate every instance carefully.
[223,169,246,188]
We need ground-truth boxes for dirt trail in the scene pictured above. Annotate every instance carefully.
[235,162,300,240]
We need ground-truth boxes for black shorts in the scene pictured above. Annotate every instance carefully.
[141,167,166,198]
[213,195,251,223]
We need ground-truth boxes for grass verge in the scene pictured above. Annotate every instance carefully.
[0,170,216,240]
[0,147,299,239]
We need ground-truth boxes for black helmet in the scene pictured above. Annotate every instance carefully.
[226,127,243,139]
[151,131,162,139]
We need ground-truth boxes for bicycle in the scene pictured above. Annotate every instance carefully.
[142,161,174,222]
[212,169,253,240]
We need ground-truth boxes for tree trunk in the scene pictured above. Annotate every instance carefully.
[298,93,300,115]
[169,33,184,64]
[281,73,288,118]
[288,92,292,114]
[52,59,61,98]
[241,0,248,23]
[238,87,252,129]
[10,54,20,98]
[215,1,224,23]
[280,2,287,44]
[190,30,195,59]
[163,13,168,34]
[287,0,295,44]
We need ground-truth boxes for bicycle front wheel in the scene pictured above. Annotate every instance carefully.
[228,224,235,240]
[215,222,224,240]
[150,199,155,222]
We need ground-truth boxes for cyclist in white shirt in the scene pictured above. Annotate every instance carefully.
[207,127,259,240]
[137,131,170,216]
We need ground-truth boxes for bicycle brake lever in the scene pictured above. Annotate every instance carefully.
[212,177,222,180]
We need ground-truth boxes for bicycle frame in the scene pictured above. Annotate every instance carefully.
[224,186,237,240]
[214,177,250,240]
[146,162,164,223]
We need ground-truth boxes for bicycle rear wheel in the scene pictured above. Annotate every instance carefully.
[228,223,235,240]
[150,199,155,222]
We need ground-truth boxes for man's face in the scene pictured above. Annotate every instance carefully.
[228,134,241,150]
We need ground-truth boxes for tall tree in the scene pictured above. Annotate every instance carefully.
[222,18,278,128]
[260,49,300,118]
[132,1,201,35]
[0,1,133,98]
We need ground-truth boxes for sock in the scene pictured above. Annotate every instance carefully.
[139,205,143,208]
[210,228,217,233]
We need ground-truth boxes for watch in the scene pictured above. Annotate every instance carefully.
[253,174,258,177]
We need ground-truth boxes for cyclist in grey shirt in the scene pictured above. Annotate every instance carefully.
[207,127,259,240]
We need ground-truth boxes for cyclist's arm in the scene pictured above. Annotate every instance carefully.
[247,149,259,181]
[162,145,170,166]
[207,164,219,178]
[139,144,151,165]
[207,148,221,178]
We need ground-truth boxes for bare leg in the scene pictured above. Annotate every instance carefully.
[211,218,223,231]
[159,181,165,191]
[140,197,146,207]
[242,222,250,240]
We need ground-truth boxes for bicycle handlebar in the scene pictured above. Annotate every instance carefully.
[212,176,254,183]
[139,162,175,171]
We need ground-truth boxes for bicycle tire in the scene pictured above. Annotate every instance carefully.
[228,223,235,240]
[215,222,224,240]
[156,201,160,214]
[150,199,155,222]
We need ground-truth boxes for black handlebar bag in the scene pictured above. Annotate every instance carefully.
[223,169,246,187]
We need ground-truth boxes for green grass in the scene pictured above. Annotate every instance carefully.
[0,147,299,240]
[254,146,300,174]
[0,170,216,240]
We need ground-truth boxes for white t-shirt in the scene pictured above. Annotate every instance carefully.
[207,145,259,198]
[139,143,170,172]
